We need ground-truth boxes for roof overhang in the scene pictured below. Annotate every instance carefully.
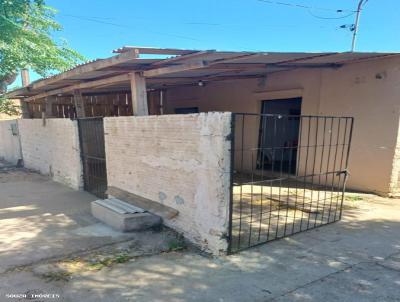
[7,46,400,100]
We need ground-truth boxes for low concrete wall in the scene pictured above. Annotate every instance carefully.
[18,119,82,189]
[104,113,232,255]
[0,119,22,165]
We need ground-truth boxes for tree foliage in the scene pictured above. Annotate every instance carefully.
[0,95,19,115]
[0,0,84,113]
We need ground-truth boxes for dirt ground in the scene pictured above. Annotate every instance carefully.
[0,168,400,302]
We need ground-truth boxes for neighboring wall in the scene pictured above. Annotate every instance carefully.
[18,119,82,189]
[104,113,232,255]
[164,56,400,196]
[0,119,22,165]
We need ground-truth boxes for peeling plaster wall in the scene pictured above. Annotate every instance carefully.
[164,56,400,196]
[18,119,83,189]
[104,113,232,255]
[0,119,22,165]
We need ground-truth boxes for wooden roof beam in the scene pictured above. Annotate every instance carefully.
[143,61,207,78]
[112,46,198,55]
[25,73,131,102]
[150,50,215,66]
[30,49,139,91]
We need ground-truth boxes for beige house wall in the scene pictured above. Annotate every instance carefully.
[164,56,400,196]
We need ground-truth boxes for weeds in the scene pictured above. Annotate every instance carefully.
[40,271,72,282]
[346,195,363,202]
[167,236,187,252]
[87,253,132,271]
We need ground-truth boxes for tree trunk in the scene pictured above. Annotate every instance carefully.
[0,72,18,94]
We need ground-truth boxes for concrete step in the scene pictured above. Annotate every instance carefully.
[91,198,161,232]
[95,198,145,214]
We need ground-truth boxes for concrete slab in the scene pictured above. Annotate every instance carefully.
[0,169,137,273]
[379,253,400,272]
[91,199,161,232]
[274,262,400,302]
[279,197,400,265]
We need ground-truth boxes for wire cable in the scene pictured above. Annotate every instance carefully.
[307,10,356,20]
[256,0,356,13]
[58,14,201,41]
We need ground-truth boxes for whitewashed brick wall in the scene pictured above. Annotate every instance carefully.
[0,119,22,165]
[104,113,232,255]
[18,119,83,189]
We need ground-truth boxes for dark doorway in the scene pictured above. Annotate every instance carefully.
[77,117,108,198]
[258,98,302,174]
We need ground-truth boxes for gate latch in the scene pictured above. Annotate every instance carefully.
[337,169,350,177]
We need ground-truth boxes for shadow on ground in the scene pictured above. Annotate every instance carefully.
[0,169,399,302]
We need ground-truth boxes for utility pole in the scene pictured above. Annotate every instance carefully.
[351,0,368,52]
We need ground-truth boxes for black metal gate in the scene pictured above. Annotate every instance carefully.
[228,113,354,253]
[77,117,108,198]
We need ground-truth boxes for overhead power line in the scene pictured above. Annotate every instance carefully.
[307,10,356,20]
[59,14,201,42]
[256,0,357,13]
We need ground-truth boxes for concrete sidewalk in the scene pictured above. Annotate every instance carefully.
[0,169,399,301]
[0,169,167,274]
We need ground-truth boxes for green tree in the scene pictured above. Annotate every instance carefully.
[0,0,84,114]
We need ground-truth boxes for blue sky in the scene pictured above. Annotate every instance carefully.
[12,0,400,85]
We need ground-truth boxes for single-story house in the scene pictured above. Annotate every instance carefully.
[4,46,400,254]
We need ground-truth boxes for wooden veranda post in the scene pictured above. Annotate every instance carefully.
[45,96,55,118]
[20,101,30,118]
[73,89,86,118]
[129,72,148,116]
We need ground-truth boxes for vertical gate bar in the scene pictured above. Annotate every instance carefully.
[307,117,319,229]
[321,117,334,226]
[258,115,268,241]
[334,118,349,221]
[237,115,245,250]
[227,113,235,254]
[283,116,294,236]
[299,116,311,232]
[332,118,343,220]
[275,115,286,239]
[327,118,341,223]
[291,115,303,234]
[266,116,277,241]
[248,152,255,247]
[339,117,354,220]
[314,117,327,227]
[304,116,313,231]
